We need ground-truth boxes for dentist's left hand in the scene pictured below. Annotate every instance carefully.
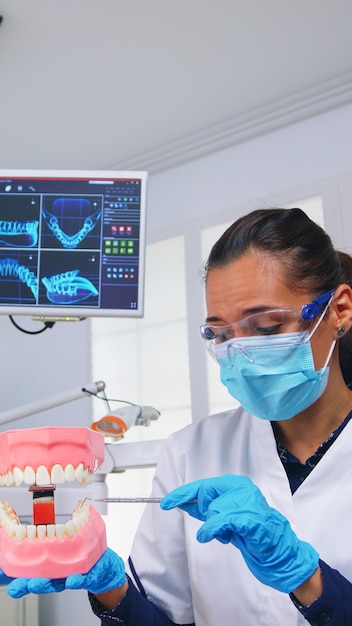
[3,548,126,598]
[0,570,16,586]
[4,572,66,598]
[66,547,126,594]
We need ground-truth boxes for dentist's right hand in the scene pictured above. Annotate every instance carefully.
[3,548,126,601]
[161,475,320,594]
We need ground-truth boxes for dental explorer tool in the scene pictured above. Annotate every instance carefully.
[79,496,163,508]
[79,496,197,508]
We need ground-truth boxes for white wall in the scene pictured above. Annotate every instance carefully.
[147,101,352,243]
[0,316,93,428]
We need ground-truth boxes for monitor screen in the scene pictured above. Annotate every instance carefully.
[0,170,147,319]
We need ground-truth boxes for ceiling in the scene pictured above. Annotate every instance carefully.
[1,0,352,174]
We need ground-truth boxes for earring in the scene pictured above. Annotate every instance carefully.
[337,327,345,337]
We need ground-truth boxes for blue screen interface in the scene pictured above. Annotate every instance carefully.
[0,174,146,316]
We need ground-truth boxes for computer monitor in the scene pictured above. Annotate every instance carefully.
[0,169,147,320]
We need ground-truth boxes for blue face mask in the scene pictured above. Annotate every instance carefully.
[216,330,335,421]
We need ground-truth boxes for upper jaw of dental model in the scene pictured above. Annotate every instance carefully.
[1,461,94,488]
[0,426,105,487]
[0,427,107,578]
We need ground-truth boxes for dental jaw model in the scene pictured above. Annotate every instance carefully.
[0,427,107,578]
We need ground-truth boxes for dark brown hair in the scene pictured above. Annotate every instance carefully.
[204,208,352,387]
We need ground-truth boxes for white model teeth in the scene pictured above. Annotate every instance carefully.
[72,500,90,531]
[51,464,65,484]
[65,464,76,482]
[47,524,55,540]
[56,524,65,540]
[0,500,91,542]
[37,525,46,541]
[24,466,36,484]
[36,466,51,486]
[0,463,93,487]
[65,520,75,539]
[15,524,27,541]
[13,467,24,487]
[27,525,36,541]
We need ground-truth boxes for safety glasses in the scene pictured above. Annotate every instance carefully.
[200,289,334,362]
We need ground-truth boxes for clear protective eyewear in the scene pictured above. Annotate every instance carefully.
[200,289,335,363]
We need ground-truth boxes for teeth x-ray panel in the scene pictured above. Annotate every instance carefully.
[0,170,147,319]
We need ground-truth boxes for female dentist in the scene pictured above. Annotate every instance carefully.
[2,208,352,625]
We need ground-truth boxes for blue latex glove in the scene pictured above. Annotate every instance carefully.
[0,570,16,586]
[7,577,66,598]
[5,548,126,598]
[66,547,126,594]
[161,475,319,594]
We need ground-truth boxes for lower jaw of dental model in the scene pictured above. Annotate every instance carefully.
[0,427,107,578]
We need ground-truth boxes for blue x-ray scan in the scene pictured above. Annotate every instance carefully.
[0,171,147,318]
[42,197,101,250]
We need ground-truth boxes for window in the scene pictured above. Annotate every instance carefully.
[91,235,191,438]
[91,235,191,556]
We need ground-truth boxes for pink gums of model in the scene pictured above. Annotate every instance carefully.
[0,427,107,578]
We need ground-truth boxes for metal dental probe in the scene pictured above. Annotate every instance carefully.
[79,497,197,508]
[79,497,163,508]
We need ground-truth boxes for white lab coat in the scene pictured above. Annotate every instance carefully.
[127,407,352,625]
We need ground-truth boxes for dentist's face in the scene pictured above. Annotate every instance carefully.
[205,251,336,371]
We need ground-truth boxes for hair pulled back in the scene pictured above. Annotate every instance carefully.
[204,208,352,388]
